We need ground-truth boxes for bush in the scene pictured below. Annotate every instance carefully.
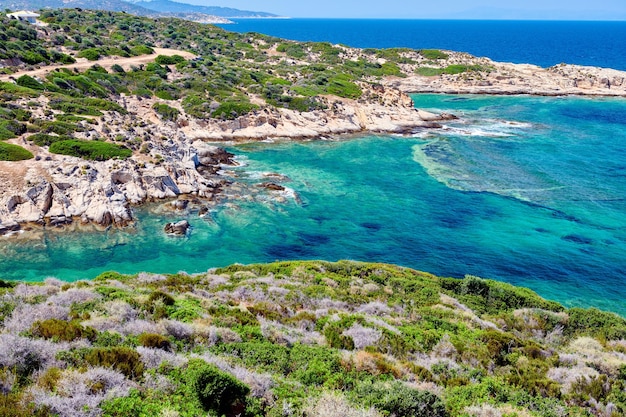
[566,307,626,340]
[31,318,97,342]
[419,49,449,60]
[0,142,33,161]
[138,333,171,350]
[28,133,72,146]
[0,119,26,139]
[326,75,362,99]
[130,45,154,56]
[78,48,101,61]
[211,101,258,120]
[85,347,144,380]
[16,75,44,90]
[152,103,179,122]
[416,67,444,76]
[187,359,250,416]
[155,54,185,65]
[49,139,132,161]
[354,380,448,417]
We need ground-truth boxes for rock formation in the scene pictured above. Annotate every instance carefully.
[164,219,190,235]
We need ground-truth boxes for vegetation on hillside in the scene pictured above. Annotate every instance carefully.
[0,9,487,163]
[0,260,625,416]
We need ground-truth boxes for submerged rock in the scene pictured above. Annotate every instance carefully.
[258,182,286,191]
[164,220,190,236]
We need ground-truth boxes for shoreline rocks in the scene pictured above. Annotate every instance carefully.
[164,220,190,236]
[2,57,625,237]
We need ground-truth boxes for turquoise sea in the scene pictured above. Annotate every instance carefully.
[1,95,625,316]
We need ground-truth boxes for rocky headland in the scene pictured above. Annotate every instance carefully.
[386,56,626,96]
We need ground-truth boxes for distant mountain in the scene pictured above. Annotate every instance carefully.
[0,0,233,23]
[0,0,155,15]
[130,0,279,18]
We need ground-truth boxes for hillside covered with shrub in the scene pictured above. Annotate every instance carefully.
[1,260,626,416]
[0,8,479,161]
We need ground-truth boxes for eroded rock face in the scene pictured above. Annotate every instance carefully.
[164,220,190,235]
[0,143,236,234]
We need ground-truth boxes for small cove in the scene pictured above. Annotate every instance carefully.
[1,94,625,316]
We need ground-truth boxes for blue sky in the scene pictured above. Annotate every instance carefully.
[184,0,626,19]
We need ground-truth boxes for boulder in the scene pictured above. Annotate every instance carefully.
[164,220,190,236]
[258,182,285,191]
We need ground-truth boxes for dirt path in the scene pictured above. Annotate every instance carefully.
[0,48,196,81]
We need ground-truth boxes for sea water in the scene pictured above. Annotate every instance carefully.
[1,95,625,316]
[217,19,626,70]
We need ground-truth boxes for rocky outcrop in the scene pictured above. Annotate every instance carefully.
[0,80,450,236]
[0,142,236,234]
[385,57,626,97]
[182,84,453,141]
[164,220,190,235]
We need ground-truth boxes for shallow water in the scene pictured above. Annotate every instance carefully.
[1,95,625,316]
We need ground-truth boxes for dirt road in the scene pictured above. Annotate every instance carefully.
[0,48,196,81]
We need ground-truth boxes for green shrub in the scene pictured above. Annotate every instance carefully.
[326,75,362,99]
[211,101,257,120]
[130,45,154,55]
[566,307,626,340]
[93,331,124,348]
[419,49,449,60]
[354,380,448,417]
[49,139,132,161]
[152,103,180,122]
[31,318,97,342]
[324,323,355,350]
[0,142,33,161]
[16,75,44,90]
[78,48,101,61]
[187,359,250,415]
[138,333,171,350]
[147,290,176,306]
[276,42,306,59]
[0,119,26,140]
[85,347,144,379]
[168,298,204,322]
[146,290,176,319]
[441,275,563,314]
[155,54,186,65]
[416,67,444,76]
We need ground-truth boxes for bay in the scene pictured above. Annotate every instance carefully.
[2,95,625,316]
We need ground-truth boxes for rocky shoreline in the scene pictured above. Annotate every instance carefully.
[2,53,626,237]
[0,84,453,236]
[386,58,626,97]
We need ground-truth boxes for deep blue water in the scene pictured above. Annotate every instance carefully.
[1,95,625,316]
[217,19,626,70]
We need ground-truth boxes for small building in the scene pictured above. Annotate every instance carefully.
[6,10,41,25]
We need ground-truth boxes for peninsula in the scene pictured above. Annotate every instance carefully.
[0,9,625,235]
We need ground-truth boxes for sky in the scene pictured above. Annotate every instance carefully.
[183,0,626,19]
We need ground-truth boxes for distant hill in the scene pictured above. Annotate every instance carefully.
[0,0,156,15]
[130,0,279,18]
[0,0,236,22]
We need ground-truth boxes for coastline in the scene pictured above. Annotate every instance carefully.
[1,47,626,236]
